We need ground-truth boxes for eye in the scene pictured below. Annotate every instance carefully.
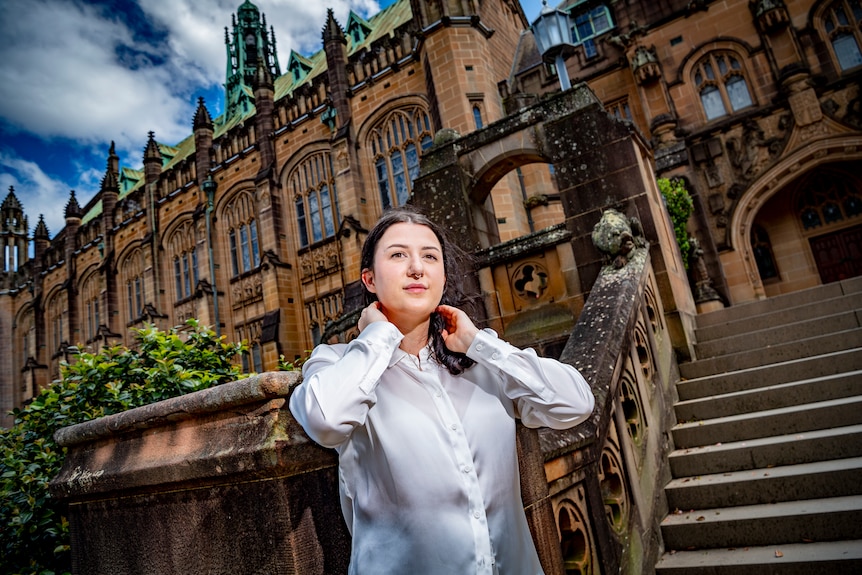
[390,251,406,258]
[423,253,439,261]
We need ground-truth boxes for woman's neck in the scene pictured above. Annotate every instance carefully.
[397,319,430,355]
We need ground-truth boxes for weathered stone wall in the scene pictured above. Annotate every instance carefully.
[51,372,350,575]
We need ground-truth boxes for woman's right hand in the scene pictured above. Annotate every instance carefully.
[358,301,388,332]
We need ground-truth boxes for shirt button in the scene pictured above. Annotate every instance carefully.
[463,465,472,473]
[491,352,500,360]
[473,510,481,519]
[475,343,484,351]
[450,423,458,431]
[435,390,442,397]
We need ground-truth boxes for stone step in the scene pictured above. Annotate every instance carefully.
[665,457,862,510]
[660,495,862,550]
[678,328,862,381]
[674,371,862,422]
[696,277,862,328]
[655,539,862,575]
[671,396,862,449]
[696,293,862,342]
[694,311,862,358]
[669,424,862,477]
[677,348,862,401]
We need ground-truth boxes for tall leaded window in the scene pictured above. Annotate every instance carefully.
[751,225,779,281]
[121,248,146,321]
[291,151,339,248]
[223,191,261,276]
[570,4,614,58]
[693,52,754,121]
[368,107,434,210]
[822,0,862,71]
[168,220,198,301]
[81,272,102,341]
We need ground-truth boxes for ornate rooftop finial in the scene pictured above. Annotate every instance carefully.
[193,97,214,130]
[322,8,347,44]
[1,185,23,211]
[144,131,161,163]
[65,190,83,219]
[34,214,50,239]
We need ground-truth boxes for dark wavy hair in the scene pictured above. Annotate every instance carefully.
[360,207,476,375]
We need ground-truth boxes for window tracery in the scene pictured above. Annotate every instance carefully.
[290,151,339,248]
[821,0,862,71]
[368,107,433,210]
[168,220,199,301]
[693,52,754,121]
[223,191,261,276]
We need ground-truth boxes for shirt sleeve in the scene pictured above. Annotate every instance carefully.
[465,329,595,430]
[288,321,403,448]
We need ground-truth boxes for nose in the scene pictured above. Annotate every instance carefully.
[407,257,424,278]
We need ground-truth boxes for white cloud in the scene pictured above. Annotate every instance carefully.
[0,0,384,238]
[0,153,96,238]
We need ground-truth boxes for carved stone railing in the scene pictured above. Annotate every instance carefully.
[51,229,680,575]
[528,241,678,573]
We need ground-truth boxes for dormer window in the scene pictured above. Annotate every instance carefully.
[346,11,372,46]
[570,4,614,58]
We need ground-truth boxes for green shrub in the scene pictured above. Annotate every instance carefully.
[0,320,245,575]
[657,177,695,268]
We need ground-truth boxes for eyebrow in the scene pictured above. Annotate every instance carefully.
[384,243,441,252]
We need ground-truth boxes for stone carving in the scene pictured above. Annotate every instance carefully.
[556,487,596,574]
[726,119,783,181]
[591,209,643,268]
[512,262,549,301]
[599,425,630,535]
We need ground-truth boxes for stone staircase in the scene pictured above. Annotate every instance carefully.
[655,278,862,574]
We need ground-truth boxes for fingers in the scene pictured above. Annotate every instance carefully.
[358,301,386,332]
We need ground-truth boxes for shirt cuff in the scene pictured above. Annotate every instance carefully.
[466,328,509,365]
[356,321,403,394]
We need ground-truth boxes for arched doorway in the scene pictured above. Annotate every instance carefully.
[749,162,862,296]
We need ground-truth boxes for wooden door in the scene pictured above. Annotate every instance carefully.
[810,223,862,284]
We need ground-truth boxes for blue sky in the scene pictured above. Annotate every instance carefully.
[0,0,546,238]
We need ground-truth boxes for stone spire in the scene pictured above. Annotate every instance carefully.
[34,214,49,239]
[64,190,83,219]
[193,96,213,130]
[323,8,351,131]
[143,131,162,186]
[224,0,281,120]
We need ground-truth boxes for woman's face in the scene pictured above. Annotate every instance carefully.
[361,222,446,328]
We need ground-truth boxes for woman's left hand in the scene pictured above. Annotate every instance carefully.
[436,305,479,354]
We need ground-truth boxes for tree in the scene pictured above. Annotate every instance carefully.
[0,320,246,575]
[657,177,695,268]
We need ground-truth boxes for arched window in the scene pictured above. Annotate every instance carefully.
[693,52,754,121]
[798,178,862,230]
[121,248,146,322]
[473,105,484,129]
[368,107,434,210]
[168,220,199,302]
[570,4,614,58]
[223,191,261,276]
[751,225,779,281]
[80,272,102,342]
[821,0,862,71]
[290,151,339,248]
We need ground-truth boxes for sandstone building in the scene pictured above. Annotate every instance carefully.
[1,0,860,426]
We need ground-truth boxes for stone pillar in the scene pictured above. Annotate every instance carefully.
[541,86,696,359]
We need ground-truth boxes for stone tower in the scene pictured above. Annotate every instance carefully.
[1,187,29,283]
[224,0,281,120]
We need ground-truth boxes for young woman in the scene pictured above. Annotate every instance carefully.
[289,208,594,575]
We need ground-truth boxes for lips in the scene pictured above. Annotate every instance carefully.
[404,283,427,292]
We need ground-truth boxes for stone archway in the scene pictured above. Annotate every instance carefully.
[728,134,862,300]
[410,84,695,338]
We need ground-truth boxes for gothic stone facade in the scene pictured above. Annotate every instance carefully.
[0,0,565,425]
[507,0,862,304]
[2,0,861,425]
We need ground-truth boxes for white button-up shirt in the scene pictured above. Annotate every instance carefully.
[289,322,594,575]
